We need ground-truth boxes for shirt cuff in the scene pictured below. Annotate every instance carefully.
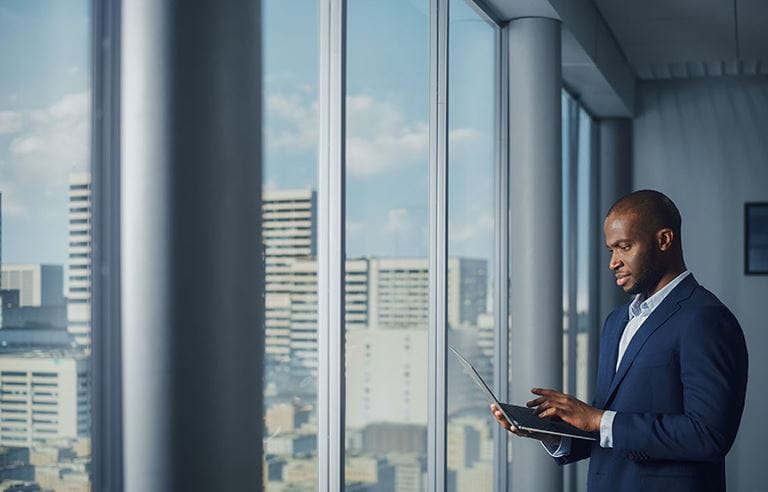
[600,410,616,448]
[541,436,572,457]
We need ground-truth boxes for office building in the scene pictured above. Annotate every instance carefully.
[0,354,90,447]
[262,189,317,367]
[368,257,487,331]
[346,328,428,428]
[0,265,64,309]
[66,173,92,351]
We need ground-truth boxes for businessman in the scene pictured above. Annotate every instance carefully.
[492,190,748,492]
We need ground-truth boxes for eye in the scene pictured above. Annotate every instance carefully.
[622,245,631,251]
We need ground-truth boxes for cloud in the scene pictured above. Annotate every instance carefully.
[9,136,44,155]
[346,95,428,176]
[265,88,483,178]
[48,92,89,120]
[0,187,29,219]
[265,92,318,152]
[0,91,90,230]
[4,91,90,182]
[0,111,23,134]
[384,208,413,234]
[449,213,494,243]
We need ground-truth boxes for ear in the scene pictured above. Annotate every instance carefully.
[656,228,674,252]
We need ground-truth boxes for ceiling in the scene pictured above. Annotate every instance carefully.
[592,0,768,79]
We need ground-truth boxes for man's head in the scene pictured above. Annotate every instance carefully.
[604,190,684,297]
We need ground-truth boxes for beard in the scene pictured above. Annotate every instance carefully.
[626,249,665,297]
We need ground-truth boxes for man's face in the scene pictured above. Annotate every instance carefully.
[604,212,663,296]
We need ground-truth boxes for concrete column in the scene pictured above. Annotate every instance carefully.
[598,118,633,325]
[121,1,264,490]
[506,17,562,492]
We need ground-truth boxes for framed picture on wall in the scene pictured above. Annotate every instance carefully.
[745,203,768,275]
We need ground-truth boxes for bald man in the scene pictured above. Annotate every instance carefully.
[491,190,748,492]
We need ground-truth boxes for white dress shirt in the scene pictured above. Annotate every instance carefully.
[544,270,691,456]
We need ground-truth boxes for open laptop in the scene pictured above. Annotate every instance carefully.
[449,346,596,441]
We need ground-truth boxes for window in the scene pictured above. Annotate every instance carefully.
[446,1,497,490]
[262,0,320,489]
[562,91,598,492]
[0,1,93,490]
[344,1,430,489]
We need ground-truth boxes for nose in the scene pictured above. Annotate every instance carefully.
[609,251,621,271]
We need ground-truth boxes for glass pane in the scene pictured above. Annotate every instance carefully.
[447,1,496,491]
[262,1,319,489]
[575,108,593,403]
[344,0,430,489]
[0,1,93,490]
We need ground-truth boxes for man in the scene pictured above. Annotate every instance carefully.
[492,190,748,492]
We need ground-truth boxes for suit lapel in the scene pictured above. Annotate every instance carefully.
[594,309,627,409]
[600,274,699,409]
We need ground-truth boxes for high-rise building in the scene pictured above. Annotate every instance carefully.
[448,257,488,329]
[260,190,489,390]
[1,264,67,332]
[66,173,92,350]
[0,192,3,327]
[262,189,316,292]
[368,257,487,330]
[273,258,368,378]
[262,189,316,367]
[0,354,90,446]
[346,328,428,428]
[0,264,65,308]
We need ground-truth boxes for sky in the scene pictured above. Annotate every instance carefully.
[0,0,90,265]
[0,0,497,271]
[265,0,497,263]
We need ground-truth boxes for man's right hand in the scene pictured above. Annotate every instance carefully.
[490,403,562,449]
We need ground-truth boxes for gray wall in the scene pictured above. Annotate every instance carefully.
[633,76,768,492]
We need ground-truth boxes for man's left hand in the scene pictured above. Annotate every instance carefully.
[527,388,604,433]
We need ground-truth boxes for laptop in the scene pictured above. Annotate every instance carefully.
[449,346,596,441]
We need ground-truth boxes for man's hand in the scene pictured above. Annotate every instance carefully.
[527,388,604,433]
[489,403,561,448]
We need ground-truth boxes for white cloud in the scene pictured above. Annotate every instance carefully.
[450,213,494,243]
[9,136,44,155]
[0,187,29,219]
[346,95,428,176]
[384,208,413,235]
[0,91,90,231]
[265,90,483,177]
[4,91,91,181]
[48,91,89,120]
[265,93,318,152]
[0,111,23,134]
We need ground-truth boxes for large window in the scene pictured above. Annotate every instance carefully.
[562,90,598,492]
[262,1,320,489]
[344,1,430,489]
[0,1,93,490]
[446,1,497,491]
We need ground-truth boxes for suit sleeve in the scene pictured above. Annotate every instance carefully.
[553,437,592,465]
[611,305,748,462]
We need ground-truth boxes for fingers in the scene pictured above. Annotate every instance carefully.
[531,388,560,396]
[526,397,545,408]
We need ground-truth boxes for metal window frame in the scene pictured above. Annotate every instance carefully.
[429,1,507,491]
[91,0,123,489]
[493,18,510,492]
[317,0,347,490]
[427,0,449,490]
[315,1,509,490]
[564,92,580,492]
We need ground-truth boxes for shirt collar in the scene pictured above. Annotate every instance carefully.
[628,270,691,320]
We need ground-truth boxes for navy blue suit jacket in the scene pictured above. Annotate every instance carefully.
[556,274,748,492]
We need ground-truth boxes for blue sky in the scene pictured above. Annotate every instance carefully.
[265,0,497,262]
[1,0,496,269]
[0,0,89,265]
